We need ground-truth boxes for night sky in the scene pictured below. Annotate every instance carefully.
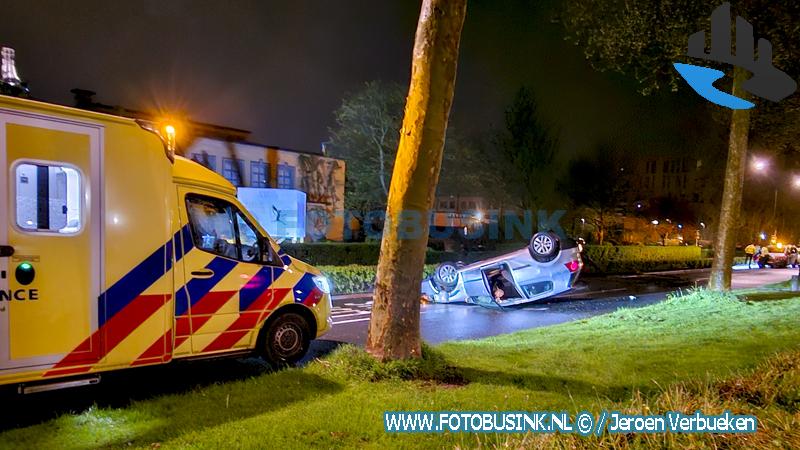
[1,0,699,158]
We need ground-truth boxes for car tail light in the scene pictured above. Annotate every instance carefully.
[565,260,581,273]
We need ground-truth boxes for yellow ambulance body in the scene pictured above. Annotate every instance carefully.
[0,94,332,391]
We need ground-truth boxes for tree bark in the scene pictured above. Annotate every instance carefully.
[366,0,466,361]
[709,66,751,291]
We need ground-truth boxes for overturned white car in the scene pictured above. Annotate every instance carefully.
[421,231,583,307]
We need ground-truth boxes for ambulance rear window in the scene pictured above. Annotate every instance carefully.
[14,163,82,233]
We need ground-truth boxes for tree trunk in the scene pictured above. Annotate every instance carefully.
[709,66,751,291]
[225,140,244,186]
[366,0,466,361]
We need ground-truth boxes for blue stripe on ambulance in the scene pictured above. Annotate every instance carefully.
[175,224,194,261]
[174,257,238,316]
[98,225,191,327]
[239,267,275,311]
[293,272,317,303]
[279,252,292,266]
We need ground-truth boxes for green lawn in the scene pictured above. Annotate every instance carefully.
[2,289,799,449]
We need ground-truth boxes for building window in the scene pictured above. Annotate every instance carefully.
[251,161,269,188]
[277,164,295,189]
[191,152,217,171]
[222,158,245,186]
[15,162,82,233]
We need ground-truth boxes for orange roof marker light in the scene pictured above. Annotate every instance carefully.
[164,123,177,153]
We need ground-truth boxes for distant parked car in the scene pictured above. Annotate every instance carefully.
[420,231,583,307]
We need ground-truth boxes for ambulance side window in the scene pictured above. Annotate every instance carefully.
[14,162,82,233]
[185,195,239,260]
[185,194,278,265]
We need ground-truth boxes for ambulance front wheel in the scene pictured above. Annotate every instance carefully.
[260,312,311,367]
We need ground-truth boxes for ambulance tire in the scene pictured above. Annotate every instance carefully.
[260,312,311,367]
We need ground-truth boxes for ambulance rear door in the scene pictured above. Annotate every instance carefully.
[0,109,102,372]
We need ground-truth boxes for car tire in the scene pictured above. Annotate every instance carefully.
[260,312,311,367]
[528,231,560,263]
[433,261,459,292]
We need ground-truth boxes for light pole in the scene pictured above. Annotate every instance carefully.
[751,157,782,238]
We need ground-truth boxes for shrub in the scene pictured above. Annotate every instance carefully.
[582,245,709,274]
[319,264,436,295]
[281,242,381,266]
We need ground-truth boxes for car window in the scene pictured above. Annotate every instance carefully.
[236,213,260,262]
[186,195,240,259]
[185,193,283,265]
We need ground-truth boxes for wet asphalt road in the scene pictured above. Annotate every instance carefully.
[321,266,796,346]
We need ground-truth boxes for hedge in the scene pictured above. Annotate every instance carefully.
[581,245,709,274]
[319,264,436,296]
[282,242,474,266]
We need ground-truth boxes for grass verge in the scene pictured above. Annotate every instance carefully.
[1,289,799,448]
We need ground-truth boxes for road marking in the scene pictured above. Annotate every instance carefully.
[332,311,371,319]
[333,317,372,324]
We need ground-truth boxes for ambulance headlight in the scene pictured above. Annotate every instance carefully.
[313,275,332,294]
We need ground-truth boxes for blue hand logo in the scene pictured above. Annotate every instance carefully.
[675,2,796,109]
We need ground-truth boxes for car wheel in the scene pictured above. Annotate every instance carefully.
[528,231,560,263]
[260,312,311,367]
[433,261,459,292]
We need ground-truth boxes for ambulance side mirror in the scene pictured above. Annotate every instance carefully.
[259,237,281,266]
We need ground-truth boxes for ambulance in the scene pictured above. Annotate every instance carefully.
[0,48,332,393]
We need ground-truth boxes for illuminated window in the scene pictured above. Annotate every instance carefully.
[15,163,82,233]
[277,164,295,189]
[251,161,269,188]
[222,158,245,186]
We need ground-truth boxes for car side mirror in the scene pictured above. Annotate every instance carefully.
[259,237,280,266]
